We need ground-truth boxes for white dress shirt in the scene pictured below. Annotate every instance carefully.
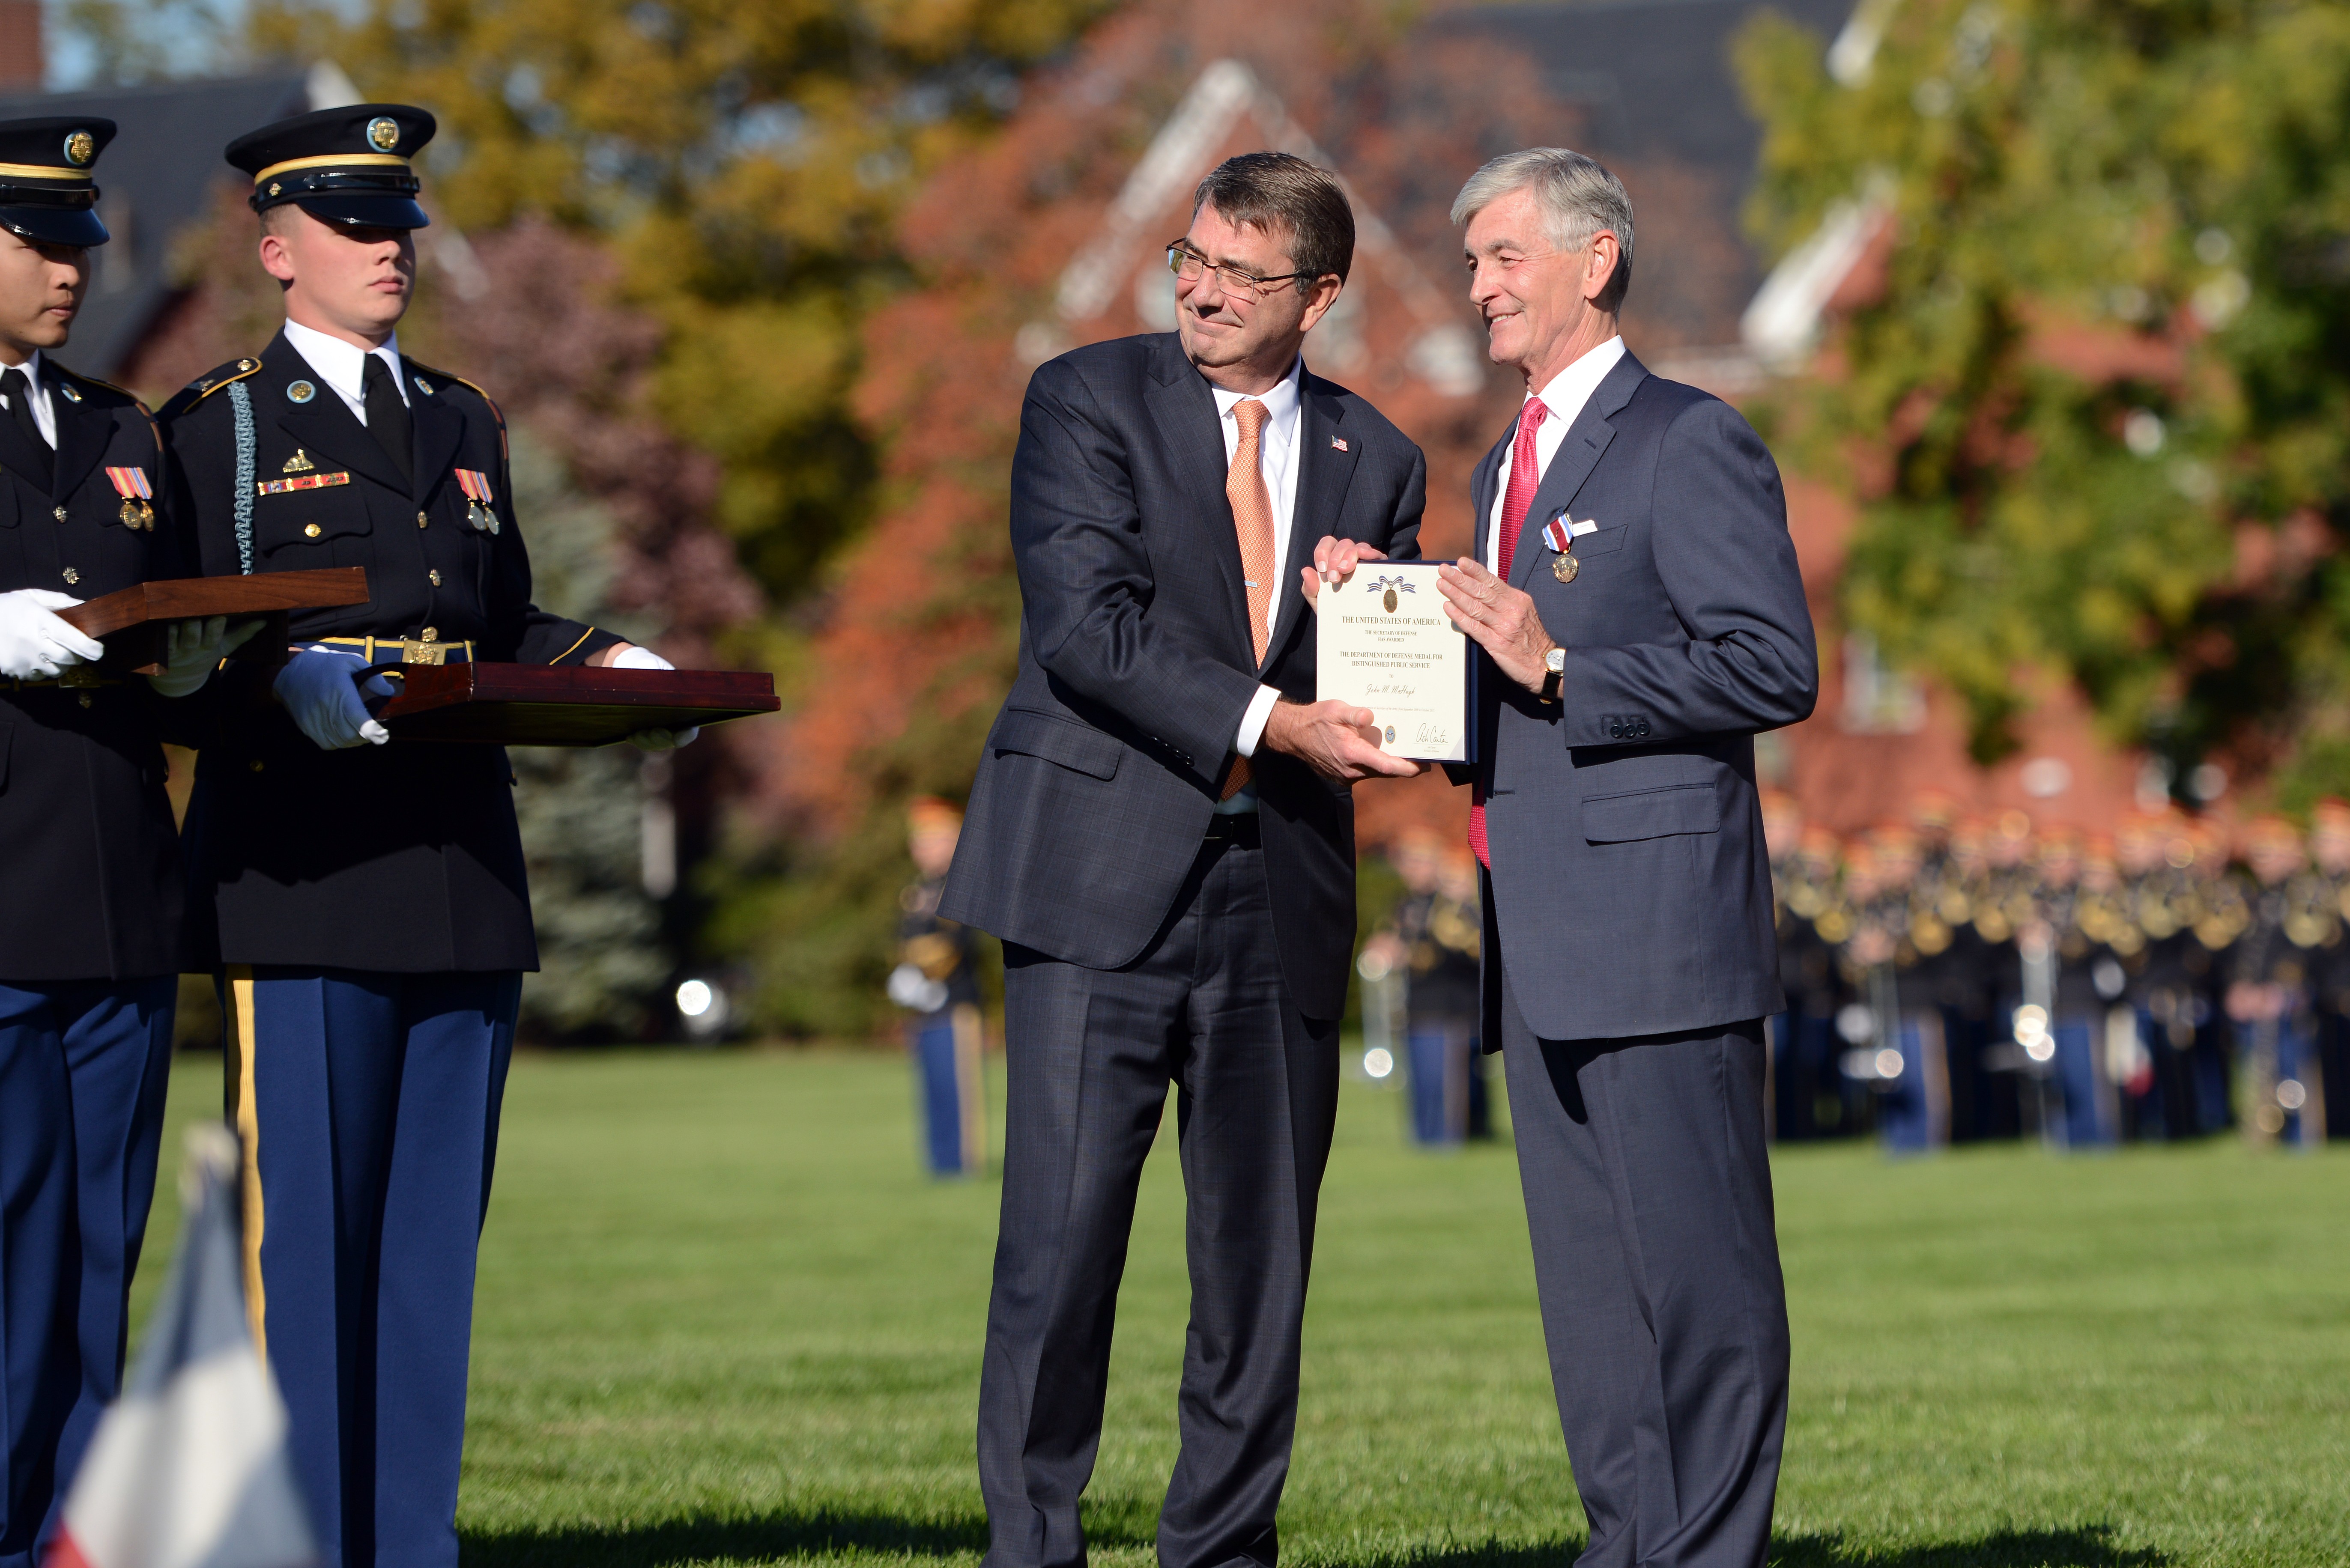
[0,350,58,448]
[1486,334,1626,568]
[282,318,411,423]
[1212,358,1303,781]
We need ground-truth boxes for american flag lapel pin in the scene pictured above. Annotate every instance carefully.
[1330,436,1348,452]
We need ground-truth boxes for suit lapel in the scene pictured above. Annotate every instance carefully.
[47,382,110,505]
[1144,337,1253,668]
[408,373,466,504]
[1470,427,1508,570]
[1510,352,1648,590]
[1263,374,1356,671]
[0,399,48,496]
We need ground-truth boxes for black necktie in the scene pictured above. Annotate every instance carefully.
[0,367,53,494]
[362,353,413,489]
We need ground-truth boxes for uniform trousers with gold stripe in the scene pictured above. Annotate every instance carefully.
[0,978,175,1568]
[909,1004,986,1178]
[223,967,520,1568]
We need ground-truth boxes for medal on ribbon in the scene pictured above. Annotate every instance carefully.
[455,468,499,534]
[104,465,155,532]
[1541,513,1578,583]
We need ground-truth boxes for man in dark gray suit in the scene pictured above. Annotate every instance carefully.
[1433,149,1819,1568]
[941,152,1425,1568]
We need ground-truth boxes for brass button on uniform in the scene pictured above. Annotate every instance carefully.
[249,758,265,772]
[61,567,78,584]
[304,523,322,538]
[416,511,428,529]
[420,626,438,642]
[427,569,442,587]
[52,506,66,522]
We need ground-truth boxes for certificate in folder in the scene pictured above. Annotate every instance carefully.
[1313,561,1472,763]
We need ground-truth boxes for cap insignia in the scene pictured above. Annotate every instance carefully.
[287,380,317,404]
[269,182,282,197]
[63,131,94,167]
[367,116,401,152]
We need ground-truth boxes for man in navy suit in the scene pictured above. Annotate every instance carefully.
[943,152,1424,1568]
[1434,149,1819,1568]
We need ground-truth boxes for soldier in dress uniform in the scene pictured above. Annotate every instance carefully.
[1362,829,1484,1147]
[158,105,692,1568]
[2026,826,2123,1148]
[1401,844,1489,1146]
[1776,826,1851,1137]
[0,116,256,1563]
[2305,798,2350,1140]
[2227,815,2325,1147]
[1862,823,1950,1151]
[1939,814,2013,1139]
[891,797,987,1177]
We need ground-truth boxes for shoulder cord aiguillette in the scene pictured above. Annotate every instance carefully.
[228,379,256,574]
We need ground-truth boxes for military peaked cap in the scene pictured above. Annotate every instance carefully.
[0,116,116,248]
[226,103,436,230]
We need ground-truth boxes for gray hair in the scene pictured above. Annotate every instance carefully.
[1450,148,1634,313]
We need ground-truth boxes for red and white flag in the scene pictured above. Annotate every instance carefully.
[45,1127,315,1568]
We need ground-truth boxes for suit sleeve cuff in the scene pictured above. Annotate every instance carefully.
[1234,684,1281,759]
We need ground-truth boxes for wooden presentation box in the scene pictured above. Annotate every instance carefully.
[376,663,782,746]
[58,568,372,674]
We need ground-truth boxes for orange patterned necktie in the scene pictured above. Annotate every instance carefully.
[1221,397,1276,800]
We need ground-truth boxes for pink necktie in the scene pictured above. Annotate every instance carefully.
[1470,396,1550,868]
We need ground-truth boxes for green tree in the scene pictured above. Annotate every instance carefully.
[242,0,1112,603]
[1737,0,2350,793]
[502,430,675,1041]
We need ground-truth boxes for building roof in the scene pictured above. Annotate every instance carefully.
[0,69,317,376]
[1430,0,1860,382]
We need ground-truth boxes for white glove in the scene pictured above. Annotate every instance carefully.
[273,646,394,750]
[887,963,950,1013]
[0,589,104,680]
[611,644,700,750]
[146,616,266,699]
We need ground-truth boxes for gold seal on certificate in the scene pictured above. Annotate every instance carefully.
[1314,561,1472,763]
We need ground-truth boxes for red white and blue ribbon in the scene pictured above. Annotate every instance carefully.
[1541,514,1572,554]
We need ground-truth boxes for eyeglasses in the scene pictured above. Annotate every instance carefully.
[1165,241,1314,301]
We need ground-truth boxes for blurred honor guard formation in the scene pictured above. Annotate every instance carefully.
[1765,790,2350,1152]
[891,798,988,1178]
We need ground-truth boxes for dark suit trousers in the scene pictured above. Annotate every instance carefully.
[1500,975,1788,1568]
[980,835,1339,1568]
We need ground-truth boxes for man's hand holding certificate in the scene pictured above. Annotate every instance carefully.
[1305,539,1470,764]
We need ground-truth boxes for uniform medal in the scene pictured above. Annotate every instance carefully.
[1541,514,1578,583]
[103,465,154,531]
[454,468,499,534]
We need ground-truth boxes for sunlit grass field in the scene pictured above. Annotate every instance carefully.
[135,1049,2349,1568]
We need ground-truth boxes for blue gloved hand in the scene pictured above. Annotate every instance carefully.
[273,646,395,750]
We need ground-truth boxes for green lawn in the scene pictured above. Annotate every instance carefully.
[134,1049,2349,1568]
